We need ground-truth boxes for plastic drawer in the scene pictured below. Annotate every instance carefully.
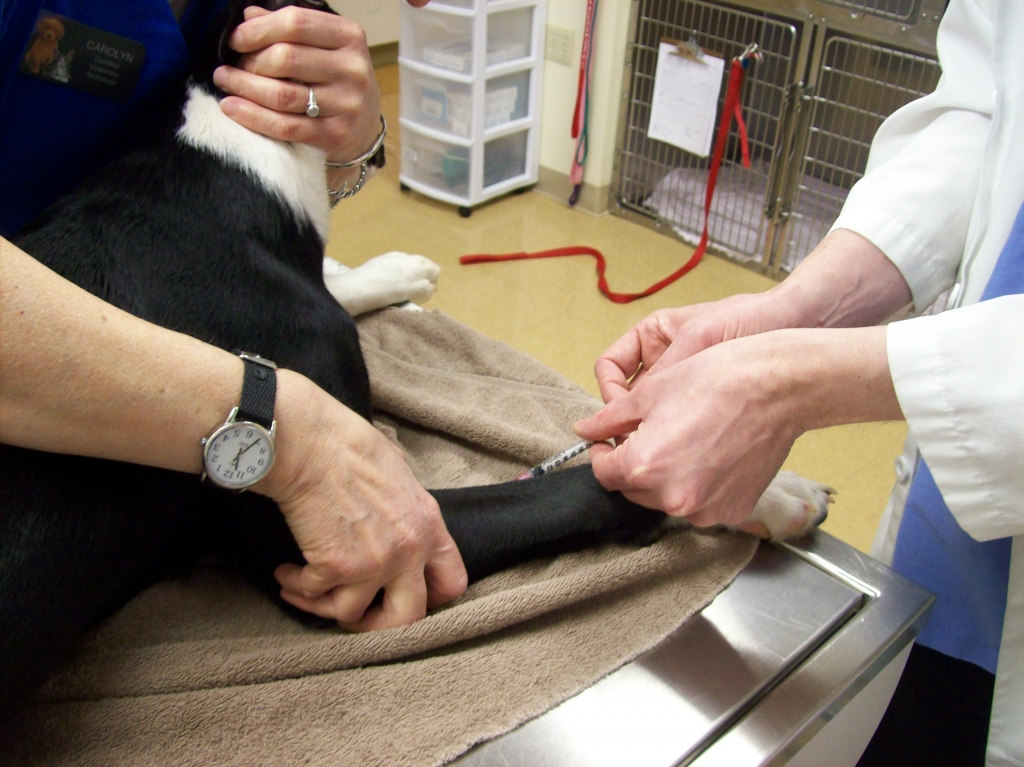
[402,131,470,197]
[484,70,530,128]
[401,12,474,74]
[401,65,474,137]
[486,7,533,67]
[401,68,530,139]
[483,130,528,188]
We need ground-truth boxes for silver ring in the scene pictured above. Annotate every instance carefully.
[306,87,320,118]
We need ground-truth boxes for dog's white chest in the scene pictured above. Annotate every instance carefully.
[176,85,330,241]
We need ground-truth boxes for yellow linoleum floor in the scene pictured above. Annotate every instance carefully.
[328,65,907,554]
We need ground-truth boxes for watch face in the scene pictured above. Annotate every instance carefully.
[204,421,275,489]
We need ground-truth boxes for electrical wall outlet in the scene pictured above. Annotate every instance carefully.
[545,25,576,67]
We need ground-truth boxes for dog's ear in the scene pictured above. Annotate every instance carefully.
[217,0,337,66]
[218,0,250,66]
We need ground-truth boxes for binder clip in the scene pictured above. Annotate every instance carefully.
[671,31,708,63]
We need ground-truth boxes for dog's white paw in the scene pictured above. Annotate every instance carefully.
[744,471,834,541]
[322,252,440,316]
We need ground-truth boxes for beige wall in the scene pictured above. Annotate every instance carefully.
[329,0,400,47]
[538,0,631,202]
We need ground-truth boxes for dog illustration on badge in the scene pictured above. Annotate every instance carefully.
[23,16,66,75]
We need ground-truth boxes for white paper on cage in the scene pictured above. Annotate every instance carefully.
[647,41,725,158]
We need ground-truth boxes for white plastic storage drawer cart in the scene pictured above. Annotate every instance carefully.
[398,0,546,217]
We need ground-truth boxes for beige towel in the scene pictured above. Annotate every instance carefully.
[3,309,756,767]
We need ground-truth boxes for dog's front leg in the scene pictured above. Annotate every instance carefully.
[431,465,666,583]
[323,252,440,316]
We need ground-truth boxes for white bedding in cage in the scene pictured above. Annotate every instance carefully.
[644,161,849,272]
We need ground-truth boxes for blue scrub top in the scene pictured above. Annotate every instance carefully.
[892,201,1024,675]
[0,0,226,238]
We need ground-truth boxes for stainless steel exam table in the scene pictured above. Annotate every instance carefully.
[451,531,933,767]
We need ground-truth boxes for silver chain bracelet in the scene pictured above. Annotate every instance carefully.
[326,115,386,207]
[327,162,369,207]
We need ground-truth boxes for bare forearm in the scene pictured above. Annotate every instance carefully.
[0,238,247,471]
[0,237,342,501]
[769,326,904,431]
[767,229,913,329]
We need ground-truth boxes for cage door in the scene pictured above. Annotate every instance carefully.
[770,35,940,274]
[613,0,800,268]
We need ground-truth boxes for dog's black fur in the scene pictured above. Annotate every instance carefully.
[0,0,665,723]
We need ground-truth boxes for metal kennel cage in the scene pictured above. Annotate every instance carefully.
[610,0,944,277]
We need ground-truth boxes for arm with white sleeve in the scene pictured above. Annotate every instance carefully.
[835,0,1024,541]
[830,0,996,311]
[581,0,1024,541]
[590,0,996,402]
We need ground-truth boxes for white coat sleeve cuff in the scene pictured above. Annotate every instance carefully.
[887,297,1024,541]
[829,0,995,311]
[830,108,991,312]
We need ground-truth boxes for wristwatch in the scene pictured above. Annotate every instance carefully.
[201,352,277,490]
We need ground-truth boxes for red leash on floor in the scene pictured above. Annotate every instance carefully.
[461,48,759,304]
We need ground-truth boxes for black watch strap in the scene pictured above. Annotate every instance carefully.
[370,142,385,169]
[236,354,276,429]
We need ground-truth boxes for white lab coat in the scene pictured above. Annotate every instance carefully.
[830,0,1024,763]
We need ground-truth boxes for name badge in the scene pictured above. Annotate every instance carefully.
[19,12,147,102]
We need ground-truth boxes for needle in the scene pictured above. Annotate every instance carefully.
[516,440,594,480]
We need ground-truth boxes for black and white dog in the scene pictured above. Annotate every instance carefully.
[0,0,831,723]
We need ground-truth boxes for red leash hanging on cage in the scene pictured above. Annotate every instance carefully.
[568,0,598,206]
[461,44,762,304]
